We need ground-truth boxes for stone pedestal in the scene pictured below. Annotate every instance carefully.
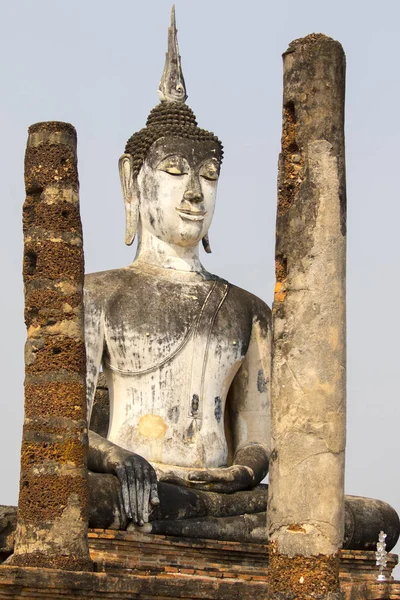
[0,531,399,599]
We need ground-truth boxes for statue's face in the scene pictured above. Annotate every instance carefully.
[137,137,220,247]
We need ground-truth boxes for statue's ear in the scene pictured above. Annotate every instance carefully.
[119,154,139,246]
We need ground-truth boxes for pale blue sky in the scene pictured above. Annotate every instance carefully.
[0,0,399,569]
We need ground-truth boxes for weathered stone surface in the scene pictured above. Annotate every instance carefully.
[0,565,265,599]
[89,372,109,437]
[0,508,16,563]
[84,7,271,531]
[12,122,91,571]
[1,531,400,599]
[269,543,341,599]
[147,511,267,542]
[345,496,400,551]
[268,34,347,598]
[88,531,400,599]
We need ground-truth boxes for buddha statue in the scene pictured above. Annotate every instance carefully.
[85,7,400,550]
[85,7,271,537]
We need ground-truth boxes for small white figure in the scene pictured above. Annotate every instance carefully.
[376,530,388,581]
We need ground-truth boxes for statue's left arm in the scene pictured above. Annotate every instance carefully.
[188,297,272,493]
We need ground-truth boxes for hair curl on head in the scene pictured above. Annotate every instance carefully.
[125,103,224,178]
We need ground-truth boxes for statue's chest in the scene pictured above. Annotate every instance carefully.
[103,280,251,376]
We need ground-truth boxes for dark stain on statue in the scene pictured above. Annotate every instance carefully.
[214,397,222,423]
[191,394,199,416]
[86,380,95,404]
[186,420,195,441]
[168,405,179,423]
[214,343,223,360]
[257,369,268,393]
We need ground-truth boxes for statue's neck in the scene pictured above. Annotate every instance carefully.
[133,226,207,274]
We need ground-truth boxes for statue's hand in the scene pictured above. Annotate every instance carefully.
[105,447,160,526]
[187,465,254,493]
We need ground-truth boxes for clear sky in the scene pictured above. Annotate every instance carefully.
[0,0,399,571]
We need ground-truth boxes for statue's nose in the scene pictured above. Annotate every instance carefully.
[183,173,203,202]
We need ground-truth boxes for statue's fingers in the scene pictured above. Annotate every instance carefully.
[149,470,160,506]
[187,481,213,490]
[116,465,132,519]
[115,479,128,530]
[188,468,229,483]
[189,480,238,493]
[187,470,214,482]
[135,464,145,526]
[142,475,151,523]
[126,467,138,524]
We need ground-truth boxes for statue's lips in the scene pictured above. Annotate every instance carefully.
[175,208,206,222]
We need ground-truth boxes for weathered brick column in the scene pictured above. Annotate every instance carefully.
[12,122,92,570]
[268,35,346,599]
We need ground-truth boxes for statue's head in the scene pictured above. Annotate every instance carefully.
[119,6,223,253]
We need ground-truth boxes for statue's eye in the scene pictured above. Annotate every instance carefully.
[157,156,188,176]
[200,160,220,181]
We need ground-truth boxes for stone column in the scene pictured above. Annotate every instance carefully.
[12,122,92,571]
[268,35,346,599]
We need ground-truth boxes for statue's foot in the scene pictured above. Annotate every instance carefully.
[143,496,400,550]
[144,512,267,543]
[344,495,400,551]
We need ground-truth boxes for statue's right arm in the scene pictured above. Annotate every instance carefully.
[84,275,159,525]
[84,277,105,422]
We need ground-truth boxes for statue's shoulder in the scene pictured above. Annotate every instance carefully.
[221,277,272,329]
[85,267,122,288]
[84,267,135,304]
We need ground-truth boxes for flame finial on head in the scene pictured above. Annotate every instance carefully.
[158,5,187,103]
[125,3,223,180]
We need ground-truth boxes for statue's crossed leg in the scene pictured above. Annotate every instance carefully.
[88,472,400,551]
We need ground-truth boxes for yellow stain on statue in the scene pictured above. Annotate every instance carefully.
[138,414,168,439]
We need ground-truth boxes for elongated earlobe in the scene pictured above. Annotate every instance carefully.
[119,154,139,246]
[124,201,139,246]
[202,234,212,254]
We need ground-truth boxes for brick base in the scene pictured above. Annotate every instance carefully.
[0,530,398,599]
